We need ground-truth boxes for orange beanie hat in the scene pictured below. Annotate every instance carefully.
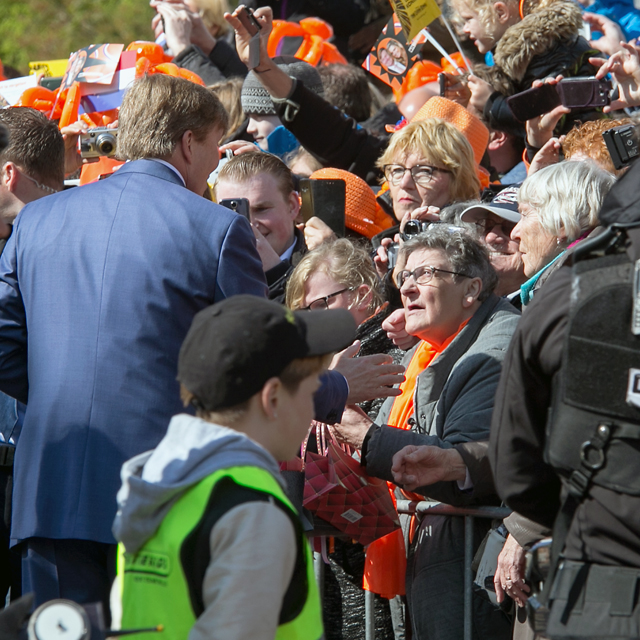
[310,168,395,239]
[411,96,489,166]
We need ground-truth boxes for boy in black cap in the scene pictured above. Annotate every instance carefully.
[112,295,355,640]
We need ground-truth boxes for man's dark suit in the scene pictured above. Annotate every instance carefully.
[0,159,267,604]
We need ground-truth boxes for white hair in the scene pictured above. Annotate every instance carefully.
[518,160,615,242]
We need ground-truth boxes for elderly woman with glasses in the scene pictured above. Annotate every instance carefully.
[286,238,405,640]
[378,118,482,228]
[333,227,520,640]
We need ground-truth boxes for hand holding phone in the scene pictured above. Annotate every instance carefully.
[234,5,262,69]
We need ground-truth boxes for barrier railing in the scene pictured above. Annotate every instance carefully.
[314,501,512,640]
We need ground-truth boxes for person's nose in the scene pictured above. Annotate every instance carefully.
[399,168,415,190]
[486,223,508,245]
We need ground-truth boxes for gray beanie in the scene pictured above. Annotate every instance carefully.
[241,56,324,116]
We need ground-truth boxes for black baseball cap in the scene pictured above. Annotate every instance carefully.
[177,295,356,411]
[460,185,521,224]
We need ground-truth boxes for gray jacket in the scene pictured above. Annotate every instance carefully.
[364,294,520,506]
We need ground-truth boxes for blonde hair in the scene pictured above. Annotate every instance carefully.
[519,160,615,242]
[286,239,384,315]
[208,77,245,139]
[377,118,481,203]
[189,0,231,37]
[450,0,519,43]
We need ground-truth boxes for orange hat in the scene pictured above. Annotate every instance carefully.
[310,168,395,239]
[411,96,489,166]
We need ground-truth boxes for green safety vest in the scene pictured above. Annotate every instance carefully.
[118,465,323,640]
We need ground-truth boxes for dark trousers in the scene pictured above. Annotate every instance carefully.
[0,465,21,602]
[21,538,116,622]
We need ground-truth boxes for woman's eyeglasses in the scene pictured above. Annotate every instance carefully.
[303,287,355,310]
[395,265,470,289]
[383,164,451,188]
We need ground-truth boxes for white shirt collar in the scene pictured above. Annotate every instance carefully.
[149,159,186,186]
[279,236,297,262]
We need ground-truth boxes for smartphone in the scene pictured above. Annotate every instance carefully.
[236,5,261,36]
[556,77,611,109]
[220,197,251,220]
[299,178,346,237]
[507,83,561,122]
[236,5,261,69]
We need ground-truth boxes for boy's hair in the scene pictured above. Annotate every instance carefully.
[180,354,331,426]
[215,151,296,201]
[451,0,519,39]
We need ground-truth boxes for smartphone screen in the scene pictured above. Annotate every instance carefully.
[299,179,346,237]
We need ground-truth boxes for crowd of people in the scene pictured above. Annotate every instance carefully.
[2,0,640,638]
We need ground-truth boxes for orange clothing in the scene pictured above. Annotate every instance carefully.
[363,320,469,598]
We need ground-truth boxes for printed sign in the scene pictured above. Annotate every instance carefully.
[388,0,441,41]
[0,74,39,107]
[61,44,125,90]
[362,14,431,91]
[29,59,69,78]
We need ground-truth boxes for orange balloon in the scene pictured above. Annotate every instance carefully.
[58,82,81,129]
[126,41,166,65]
[177,68,205,85]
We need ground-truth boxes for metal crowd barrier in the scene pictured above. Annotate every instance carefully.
[313,501,512,640]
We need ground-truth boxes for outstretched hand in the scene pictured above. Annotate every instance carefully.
[330,342,405,404]
[391,445,467,489]
[591,42,640,111]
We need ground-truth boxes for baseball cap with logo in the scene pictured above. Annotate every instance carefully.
[460,185,521,224]
[177,295,356,411]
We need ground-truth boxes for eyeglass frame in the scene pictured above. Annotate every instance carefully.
[302,286,356,311]
[395,264,470,289]
[383,164,452,188]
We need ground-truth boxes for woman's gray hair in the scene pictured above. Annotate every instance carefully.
[397,226,498,301]
[518,160,615,242]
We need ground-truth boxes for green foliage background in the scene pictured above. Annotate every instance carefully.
[0,0,156,73]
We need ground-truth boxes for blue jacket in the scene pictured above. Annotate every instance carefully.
[0,159,268,544]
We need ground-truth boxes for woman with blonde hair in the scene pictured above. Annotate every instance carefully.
[287,238,404,640]
[376,118,481,226]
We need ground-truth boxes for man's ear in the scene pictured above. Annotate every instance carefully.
[180,130,194,164]
[288,190,300,219]
[1,162,19,192]
[462,277,483,307]
[259,377,282,420]
[488,129,508,151]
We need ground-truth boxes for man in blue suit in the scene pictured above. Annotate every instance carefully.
[0,74,268,611]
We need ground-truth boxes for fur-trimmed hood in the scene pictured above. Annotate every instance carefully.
[494,0,584,82]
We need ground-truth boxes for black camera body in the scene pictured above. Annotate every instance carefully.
[602,124,639,170]
[79,128,118,159]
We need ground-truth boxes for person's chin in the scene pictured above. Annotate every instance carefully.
[255,138,269,151]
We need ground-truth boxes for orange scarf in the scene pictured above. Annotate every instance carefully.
[363,320,469,599]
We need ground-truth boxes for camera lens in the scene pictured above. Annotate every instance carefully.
[96,133,116,156]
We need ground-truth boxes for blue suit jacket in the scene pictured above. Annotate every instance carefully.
[0,160,267,544]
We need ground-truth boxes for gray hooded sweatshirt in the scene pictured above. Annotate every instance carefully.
[112,413,299,640]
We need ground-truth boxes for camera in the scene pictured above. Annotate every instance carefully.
[602,124,639,170]
[79,128,118,159]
